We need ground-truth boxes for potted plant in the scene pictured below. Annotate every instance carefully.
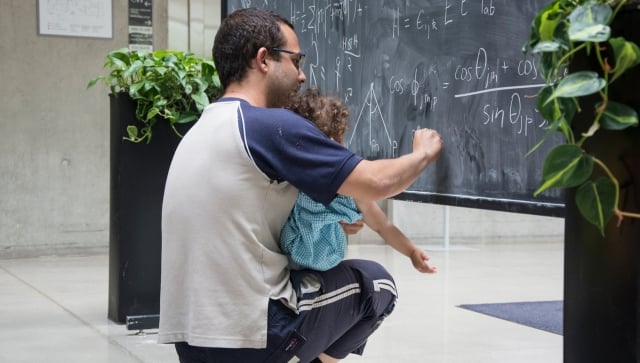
[525,0,640,233]
[524,1,640,361]
[88,48,222,325]
[88,48,221,143]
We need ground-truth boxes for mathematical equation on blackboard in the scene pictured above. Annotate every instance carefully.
[226,0,564,213]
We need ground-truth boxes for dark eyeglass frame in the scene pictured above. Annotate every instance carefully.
[270,47,306,71]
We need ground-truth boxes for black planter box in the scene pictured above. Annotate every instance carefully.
[563,8,640,362]
[108,93,192,324]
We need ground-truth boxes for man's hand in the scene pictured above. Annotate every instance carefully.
[412,128,443,161]
[337,128,443,202]
[340,220,364,235]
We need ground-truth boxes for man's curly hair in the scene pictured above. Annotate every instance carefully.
[287,87,349,143]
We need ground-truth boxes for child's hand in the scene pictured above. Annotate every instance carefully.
[410,248,437,273]
[339,220,364,235]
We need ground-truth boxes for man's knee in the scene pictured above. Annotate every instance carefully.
[342,259,394,282]
[342,259,397,318]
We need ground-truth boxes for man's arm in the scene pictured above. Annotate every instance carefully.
[338,128,443,201]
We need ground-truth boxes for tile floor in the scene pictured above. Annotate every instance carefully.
[0,238,563,363]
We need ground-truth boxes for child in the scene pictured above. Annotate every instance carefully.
[281,87,437,273]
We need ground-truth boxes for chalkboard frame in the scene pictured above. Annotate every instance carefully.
[395,191,564,217]
[221,1,566,218]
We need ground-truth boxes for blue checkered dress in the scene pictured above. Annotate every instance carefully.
[280,192,363,271]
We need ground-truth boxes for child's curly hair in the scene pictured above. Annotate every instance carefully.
[287,87,349,144]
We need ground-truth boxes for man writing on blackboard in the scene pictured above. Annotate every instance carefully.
[159,7,443,363]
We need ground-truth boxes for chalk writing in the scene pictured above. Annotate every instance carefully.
[224,0,564,212]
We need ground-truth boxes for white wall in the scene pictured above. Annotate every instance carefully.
[0,1,168,258]
[349,201,563,246]
[168,0,221,57]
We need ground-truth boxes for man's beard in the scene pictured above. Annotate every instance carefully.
[266,82,301,108]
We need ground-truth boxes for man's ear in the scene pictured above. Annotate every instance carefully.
[256,47,269,72]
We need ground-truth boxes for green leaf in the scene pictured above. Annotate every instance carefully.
[212,76,221,91]
[598,101,639,130]
[145,107,160,121]
[532,41,562,53]
[551,19,570,50]
[176,113,198,124]
[609,37,640,83]
[123,60,144,81]
[536,85,577,124]
[191,92,209,110]
[534,144,593,196]
[107,48,132,69]
[192,78,207,93]
[567,2,612,42]
[537,1,566,42]
[576,177,616,236]
[87,77,101,89]
[201,61,216,78]
[538,52,557,81]
[544,71,605,104]
[153,98,168,107]
[126,125,139,140]
[568,2,612,27]
[568,24,610,42]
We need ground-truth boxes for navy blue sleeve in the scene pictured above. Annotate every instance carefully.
[237,100,362,206]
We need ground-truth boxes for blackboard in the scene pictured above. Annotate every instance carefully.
[223,0,564,217]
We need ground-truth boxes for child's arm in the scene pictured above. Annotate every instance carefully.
[355,199,437,273]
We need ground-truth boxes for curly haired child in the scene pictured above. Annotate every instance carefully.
[282,87,437,274]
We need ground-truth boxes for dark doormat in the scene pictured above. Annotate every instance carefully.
[458,300,563,335]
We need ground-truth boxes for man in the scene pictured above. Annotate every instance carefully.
[159,7,443,363]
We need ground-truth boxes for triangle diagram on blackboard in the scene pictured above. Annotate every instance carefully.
[347,83,394,158]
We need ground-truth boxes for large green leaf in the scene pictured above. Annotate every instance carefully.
[536,85,577,123]
[175,112,198,124]
[527,1,564,46]
[107,48,132,69]
[576,177,616,236]
[191,92,209,111]
[537,4,560,40]
[533,41,562,53]
[567,2,611,42]
[534,144,593,196]
[129,80,145,95]
[123,60,144,80]
[569,24,610,42]
[145,107,160,122]
[544,71,605,104]
[536,85,577,142]
[538,52,557,81]
[598,101,639,130]
[568,2,612,25]
[609,37,640,83]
